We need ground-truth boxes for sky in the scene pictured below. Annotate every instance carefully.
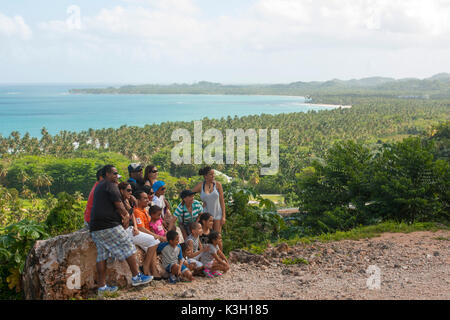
[1,0,450,84]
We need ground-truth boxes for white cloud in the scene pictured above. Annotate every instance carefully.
[0,12,32,40]
[3,0,450,82]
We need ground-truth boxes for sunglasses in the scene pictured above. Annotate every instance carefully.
[126,189,132,192]
[161,187,166,191]
[151,170,158,173]
[112,172,119,175]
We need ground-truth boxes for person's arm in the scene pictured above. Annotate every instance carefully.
[217,181,226,226]
[177,246,184,275]
[131,213,139,236]
[211,251,224,264]
[168,215,177,231]
[185,240,201,259]
[191,182,202,193]
[114,201,130,229]
[138,226,166,241]
[217,248,228,263]
[129,195,138,208]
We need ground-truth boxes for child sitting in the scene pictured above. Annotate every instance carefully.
[149,205,167,242]
[199,230,229,278]
[157,230,194,284]
[184,222,208,274]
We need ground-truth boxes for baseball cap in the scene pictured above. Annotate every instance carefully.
[128,163,143,173]
[180,190,196,199]
[152,180,166,192]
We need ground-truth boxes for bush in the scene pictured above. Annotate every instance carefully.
[0,219,48,299]
[45,192,85,237]
[221,185,285,254]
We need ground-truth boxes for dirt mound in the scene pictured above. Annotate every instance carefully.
[109,230,450,300]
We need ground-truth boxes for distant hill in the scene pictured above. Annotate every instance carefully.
[70,73,450,99]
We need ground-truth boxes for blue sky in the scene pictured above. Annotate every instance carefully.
[1,0,450,84]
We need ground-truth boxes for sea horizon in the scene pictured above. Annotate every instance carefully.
[0,84,343,138]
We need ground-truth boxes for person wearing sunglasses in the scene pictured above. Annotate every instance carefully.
[90,165,152,295]
[144,165,159,188]
[152,180,177,233]
[127,163,145,193]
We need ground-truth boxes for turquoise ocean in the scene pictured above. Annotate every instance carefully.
[0,84,338,137]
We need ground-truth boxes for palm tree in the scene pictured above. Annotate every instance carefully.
[33,173,52,197]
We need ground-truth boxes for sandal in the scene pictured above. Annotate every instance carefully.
[203,268,214,279]
[211,271,222,277]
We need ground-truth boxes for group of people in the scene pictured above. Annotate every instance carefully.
[84,163,230,295]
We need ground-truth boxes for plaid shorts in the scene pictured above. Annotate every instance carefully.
[90,225,136,263]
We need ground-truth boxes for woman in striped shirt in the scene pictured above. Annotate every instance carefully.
[173,190,204,240]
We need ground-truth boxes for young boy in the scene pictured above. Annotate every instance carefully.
[185,222,208,274]
[157,230,194,283]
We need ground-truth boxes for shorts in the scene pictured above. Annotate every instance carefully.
[126,227,160,252]
[165,263,189,274]
[210,210,222,221]
[187,258,203,268]
[90,225,136,263]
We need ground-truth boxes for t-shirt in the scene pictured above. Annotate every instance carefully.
[186,234,200,253]
[149,217,165,237]
[133,207,151,231]
[199,230,211,247]
[199,244,218,265]
[90,180,123,232]
[173,200,203,225]
[84,181,99,223]
[152,195,166,213]
[157,242,183,269]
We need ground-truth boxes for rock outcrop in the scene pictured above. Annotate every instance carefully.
[22,229,146,300]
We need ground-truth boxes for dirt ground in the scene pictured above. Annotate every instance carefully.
[108,230,450,300]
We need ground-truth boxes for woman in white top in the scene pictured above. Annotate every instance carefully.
[192,166,226,234]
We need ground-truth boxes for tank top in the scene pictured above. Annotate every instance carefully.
[200,181,222,217]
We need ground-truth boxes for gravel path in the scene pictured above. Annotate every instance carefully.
[108,230,450,300]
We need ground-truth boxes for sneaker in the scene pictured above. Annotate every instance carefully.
[203,268,214,279]
[97,285,118,296]
[132,273,153,287]
[168,275,178,284]
[211,271,222,277]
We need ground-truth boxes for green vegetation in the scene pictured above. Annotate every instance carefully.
[0,88,449,299]
[69,73,450,99]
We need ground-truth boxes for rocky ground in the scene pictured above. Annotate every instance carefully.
[106,230,450,300]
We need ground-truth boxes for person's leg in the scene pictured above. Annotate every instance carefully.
[181,266,194,281]
[125,254,139,277]
[170,263,180,276]
[213,220,222,233]
[96,260,107,287]
[144,245,159,276]
[211,260,229,273]
[212,220,224,251]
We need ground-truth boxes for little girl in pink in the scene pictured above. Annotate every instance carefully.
[149,205,167,242]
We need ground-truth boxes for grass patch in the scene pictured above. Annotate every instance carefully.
[237,221,448,256]
[102,291,120,299]
[280,221,449,247]
[282,257,309,265]
[434,236,450,241]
